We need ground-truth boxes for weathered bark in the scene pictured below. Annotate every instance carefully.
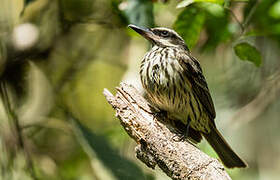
[104,82,231,180]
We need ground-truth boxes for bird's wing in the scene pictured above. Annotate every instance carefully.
[178,53,216,119]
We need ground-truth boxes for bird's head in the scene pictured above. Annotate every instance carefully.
[128,24,188,51]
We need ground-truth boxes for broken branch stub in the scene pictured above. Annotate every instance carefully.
[103,83,231,180]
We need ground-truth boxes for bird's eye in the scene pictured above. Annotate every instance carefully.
[160,30,169,37]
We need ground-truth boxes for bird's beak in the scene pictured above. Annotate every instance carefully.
[128,24,157,42]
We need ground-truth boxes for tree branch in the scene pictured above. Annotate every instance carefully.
[103,82,231,180]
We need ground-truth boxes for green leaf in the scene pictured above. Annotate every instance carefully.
[177,0,224,8]
[123,0,154,27]
[173,6,205,49]
[234,42,262,67]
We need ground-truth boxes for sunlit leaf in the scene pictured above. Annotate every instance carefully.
[234,42,262,67]
[174,6,205,49]
[176,0,224,8]
[200,3,224,17]
[0,0,24,24]
[21,0,49,21]
[269,1,280,19]
[19,62,53,125]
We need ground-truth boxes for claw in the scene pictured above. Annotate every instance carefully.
[172,117,191,142]
[153,110,167,119]
[172,133,186,142]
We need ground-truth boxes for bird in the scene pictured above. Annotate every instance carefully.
[128,24,247,168]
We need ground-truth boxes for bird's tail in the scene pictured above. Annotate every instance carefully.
[203,123,247,168]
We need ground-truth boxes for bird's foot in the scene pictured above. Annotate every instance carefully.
[172,119,191,142]
[172,133,187,142]
[152,109,167,120]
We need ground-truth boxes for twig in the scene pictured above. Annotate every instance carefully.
[0,80,38,180]
[242,0,259,31]
[104,83,232,180]
[0,81,24,149]
[225,7,244,33]
[227,1,259,39]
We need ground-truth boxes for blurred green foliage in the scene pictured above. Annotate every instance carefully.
[124,0,154,27]
[0,0,280,180]
[176,0,224,9]
[174,5,205,49]
[71,116,147,180]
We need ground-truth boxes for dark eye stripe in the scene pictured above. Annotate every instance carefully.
[154,30,162,35]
